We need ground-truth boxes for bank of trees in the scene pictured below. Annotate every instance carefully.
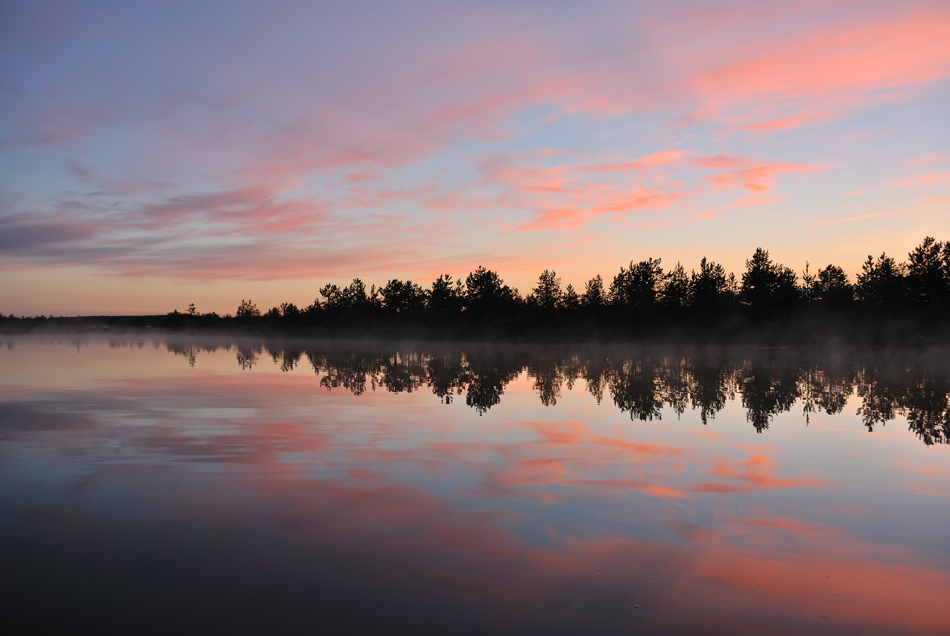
[6,237,947,339]
[157,236,950,338]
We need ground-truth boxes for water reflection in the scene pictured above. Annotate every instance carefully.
[1,336,948,635]
[168,340,950,445]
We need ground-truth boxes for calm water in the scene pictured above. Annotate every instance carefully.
[1,335,949,634]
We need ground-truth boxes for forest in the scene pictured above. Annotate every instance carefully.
[4,236,950,342]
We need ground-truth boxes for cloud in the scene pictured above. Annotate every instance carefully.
[707,163,830,192]
[900,154,950,169]
[892,173,950,189]
[732,112,830,132]
[67,162,156,195]
[0,214,98,252]
[470,150,691,234]
[679,9,950,131]
[583,151,686,173]
[811,211,887,228]
[694,453,828,494]
[692,154,754,169]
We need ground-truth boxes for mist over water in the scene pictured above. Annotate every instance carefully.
[2,335,949,634]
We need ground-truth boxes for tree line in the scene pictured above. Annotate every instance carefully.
[4,236,949,340]
[176,236,950,338]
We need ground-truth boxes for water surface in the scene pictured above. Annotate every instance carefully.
[1,335,948,634]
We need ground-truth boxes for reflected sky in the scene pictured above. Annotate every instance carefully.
[1,336,948,634]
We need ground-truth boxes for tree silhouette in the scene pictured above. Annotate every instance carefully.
[530,269,563,310]
[741,248,798,318]
[582,275,607,308]
[379,279,426,319]
[661,262,690,313]
[610,258,663,318]
[279,302,301,321]
[856,253,904,312]
[236,299,260,319]
[428,274,462,319]
[464,266,516,326]
[690,257,732,317]
[563,284,580,309]
[905,237,949,313]
[816,265,852,306]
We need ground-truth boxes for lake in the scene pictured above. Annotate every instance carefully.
[1,334,948,634]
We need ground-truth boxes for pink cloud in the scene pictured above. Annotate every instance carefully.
[731,192,783,208]
[692,154,754,169]
[707,163,830,192]
[900,154,950,169]
[811,211,887,228]
[732,112,830,132]
[733,515,838,537]
[584,150,686,173]
[515,206,588,233]
[893,173,950,189]
[680,11,950,129]
[342,171,384,184]
[472,151,690,233]
[699,454,828,493]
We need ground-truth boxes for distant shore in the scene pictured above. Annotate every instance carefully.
[4,313,950,348]
[7,237,950,346]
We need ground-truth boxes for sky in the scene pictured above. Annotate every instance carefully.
[1,0,949,316]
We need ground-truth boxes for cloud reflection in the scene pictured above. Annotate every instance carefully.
[2,338,949,633]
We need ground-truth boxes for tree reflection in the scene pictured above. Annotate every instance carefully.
[659,358,691,419]
[526,356,564,407]
[312,351,376,395]
[166,340,950,445]
[377,352,426,394]
[271,346,303,372]
[610,359,663,421]
[688,356,736,425]
[857,363,905,433]
[463,351,522,414]
[800,362,855,421]
[858,363,950,445]
[425,352,468,404]
[236,344,261,370]
[739,356,800,432]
